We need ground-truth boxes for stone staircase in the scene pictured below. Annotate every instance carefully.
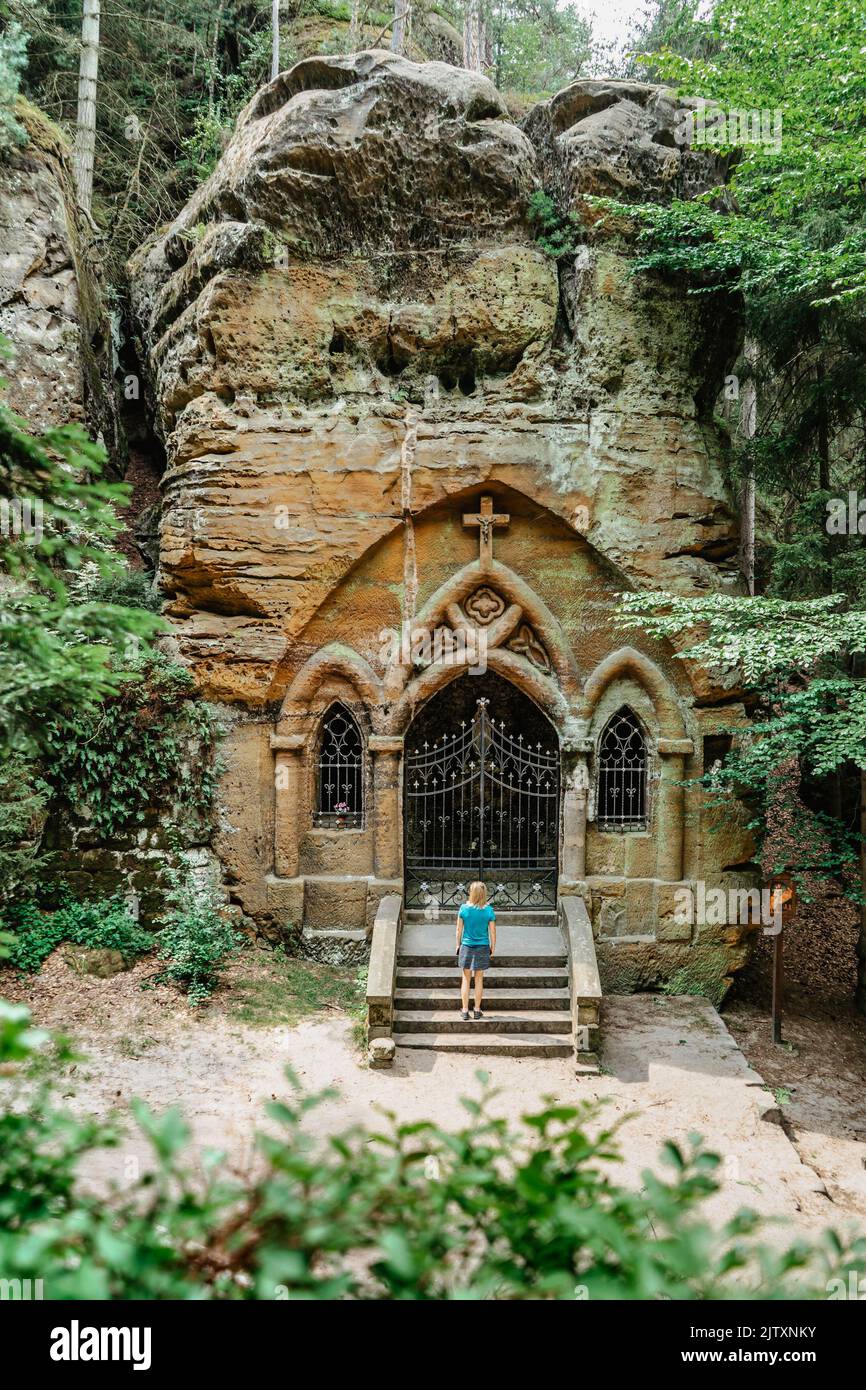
[392,910,573,1057]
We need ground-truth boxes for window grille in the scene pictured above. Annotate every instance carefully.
[597,707,647,831]
[314,704,364,828]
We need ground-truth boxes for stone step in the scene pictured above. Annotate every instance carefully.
[397,967,568,989]
[393,1010,572,1035]
[398,953,568,969]
[393,1032,573,1058]
[395,988,570,1010]
[403,910,557,928]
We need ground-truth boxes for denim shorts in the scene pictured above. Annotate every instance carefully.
[458,943,490,971]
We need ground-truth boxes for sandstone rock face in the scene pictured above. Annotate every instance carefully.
[130,53,753,997]
[131,52,740,675]
[0,101,116,445]
[524,78,735,204]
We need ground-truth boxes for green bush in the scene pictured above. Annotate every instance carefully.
[153,865,242,1006]
[0,755,50,910]
[42,651,222,841]
[1,1002,864,1300]
[82,568,163,614]
[4,894,152,973]
[528,189,582,259]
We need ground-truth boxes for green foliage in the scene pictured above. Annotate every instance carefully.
[527,189,582,259]
[624,0,866,598]
[10,1,277,274]
[153,863,242,1005]
[0,1004,122,1277]
[626,0,866,301]
[627,0,720,75]
[41,651,222,841]
[617,591,866,896]
[72,565,163,613]
[175,23,275,186]
[3,894,152,974]
[703,679,866,792]
[0,341,216,913]
[0,999,49,1060]
[764,492,866,603]
[177,105,231,186]
[0,755,49,909]
[699,683,866,899]
[0,20,28,151]
[0,342,166,754]
[618,590,866,686]
[487,0,592,96]
[1,1016,865,1299]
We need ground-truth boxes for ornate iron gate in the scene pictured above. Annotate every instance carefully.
[404,699,559,911]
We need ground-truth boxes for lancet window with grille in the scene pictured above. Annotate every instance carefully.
[596,707,648,831]
[314,703,365,828]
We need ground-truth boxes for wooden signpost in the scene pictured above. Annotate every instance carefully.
[768,874,796,1045]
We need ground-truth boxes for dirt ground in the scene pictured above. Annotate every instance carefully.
[5,942,865,1252]
[723,909,866,1223]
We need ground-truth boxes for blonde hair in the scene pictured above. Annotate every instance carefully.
[467,881,488,907]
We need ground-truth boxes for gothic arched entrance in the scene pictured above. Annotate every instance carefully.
[403,672,560,911]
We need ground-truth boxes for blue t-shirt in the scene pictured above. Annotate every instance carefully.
[459,903,495,946]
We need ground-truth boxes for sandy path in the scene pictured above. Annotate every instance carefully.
[43,992,853,1244]
[6,949,863,1247]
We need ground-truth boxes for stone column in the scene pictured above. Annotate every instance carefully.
[655,738,693,882]
[560,741,591,883]
[270,732,307,879]
[369,735,404,882]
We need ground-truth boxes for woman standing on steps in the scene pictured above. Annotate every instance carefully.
[456,881,496,1021]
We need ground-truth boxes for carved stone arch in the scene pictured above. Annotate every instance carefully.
[271,646,406,886]
[383,558,582,708]
[581,647,687,742]
[385,643,570,737]
[277,643,384,735]
[580,648,692,882]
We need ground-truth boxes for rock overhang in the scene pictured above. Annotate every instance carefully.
[127,52,744,699]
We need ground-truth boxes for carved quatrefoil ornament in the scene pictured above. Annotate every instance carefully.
[463,585,506,625]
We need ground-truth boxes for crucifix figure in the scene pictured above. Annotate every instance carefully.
[463,495,509,569]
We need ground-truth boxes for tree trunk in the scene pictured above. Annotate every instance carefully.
[349,0,360,51]
[207,0,225,117]
[858,768,866,1014]
[271,0,280,81]
[739,338,758,595]
[816,357,830,491]
[390,0,408,53]
[463,0,483,71]
[73,0,100,214]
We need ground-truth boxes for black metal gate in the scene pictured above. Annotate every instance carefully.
[404,699,559,911]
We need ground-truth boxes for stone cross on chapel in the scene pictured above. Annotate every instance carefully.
[463,495,509,568]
